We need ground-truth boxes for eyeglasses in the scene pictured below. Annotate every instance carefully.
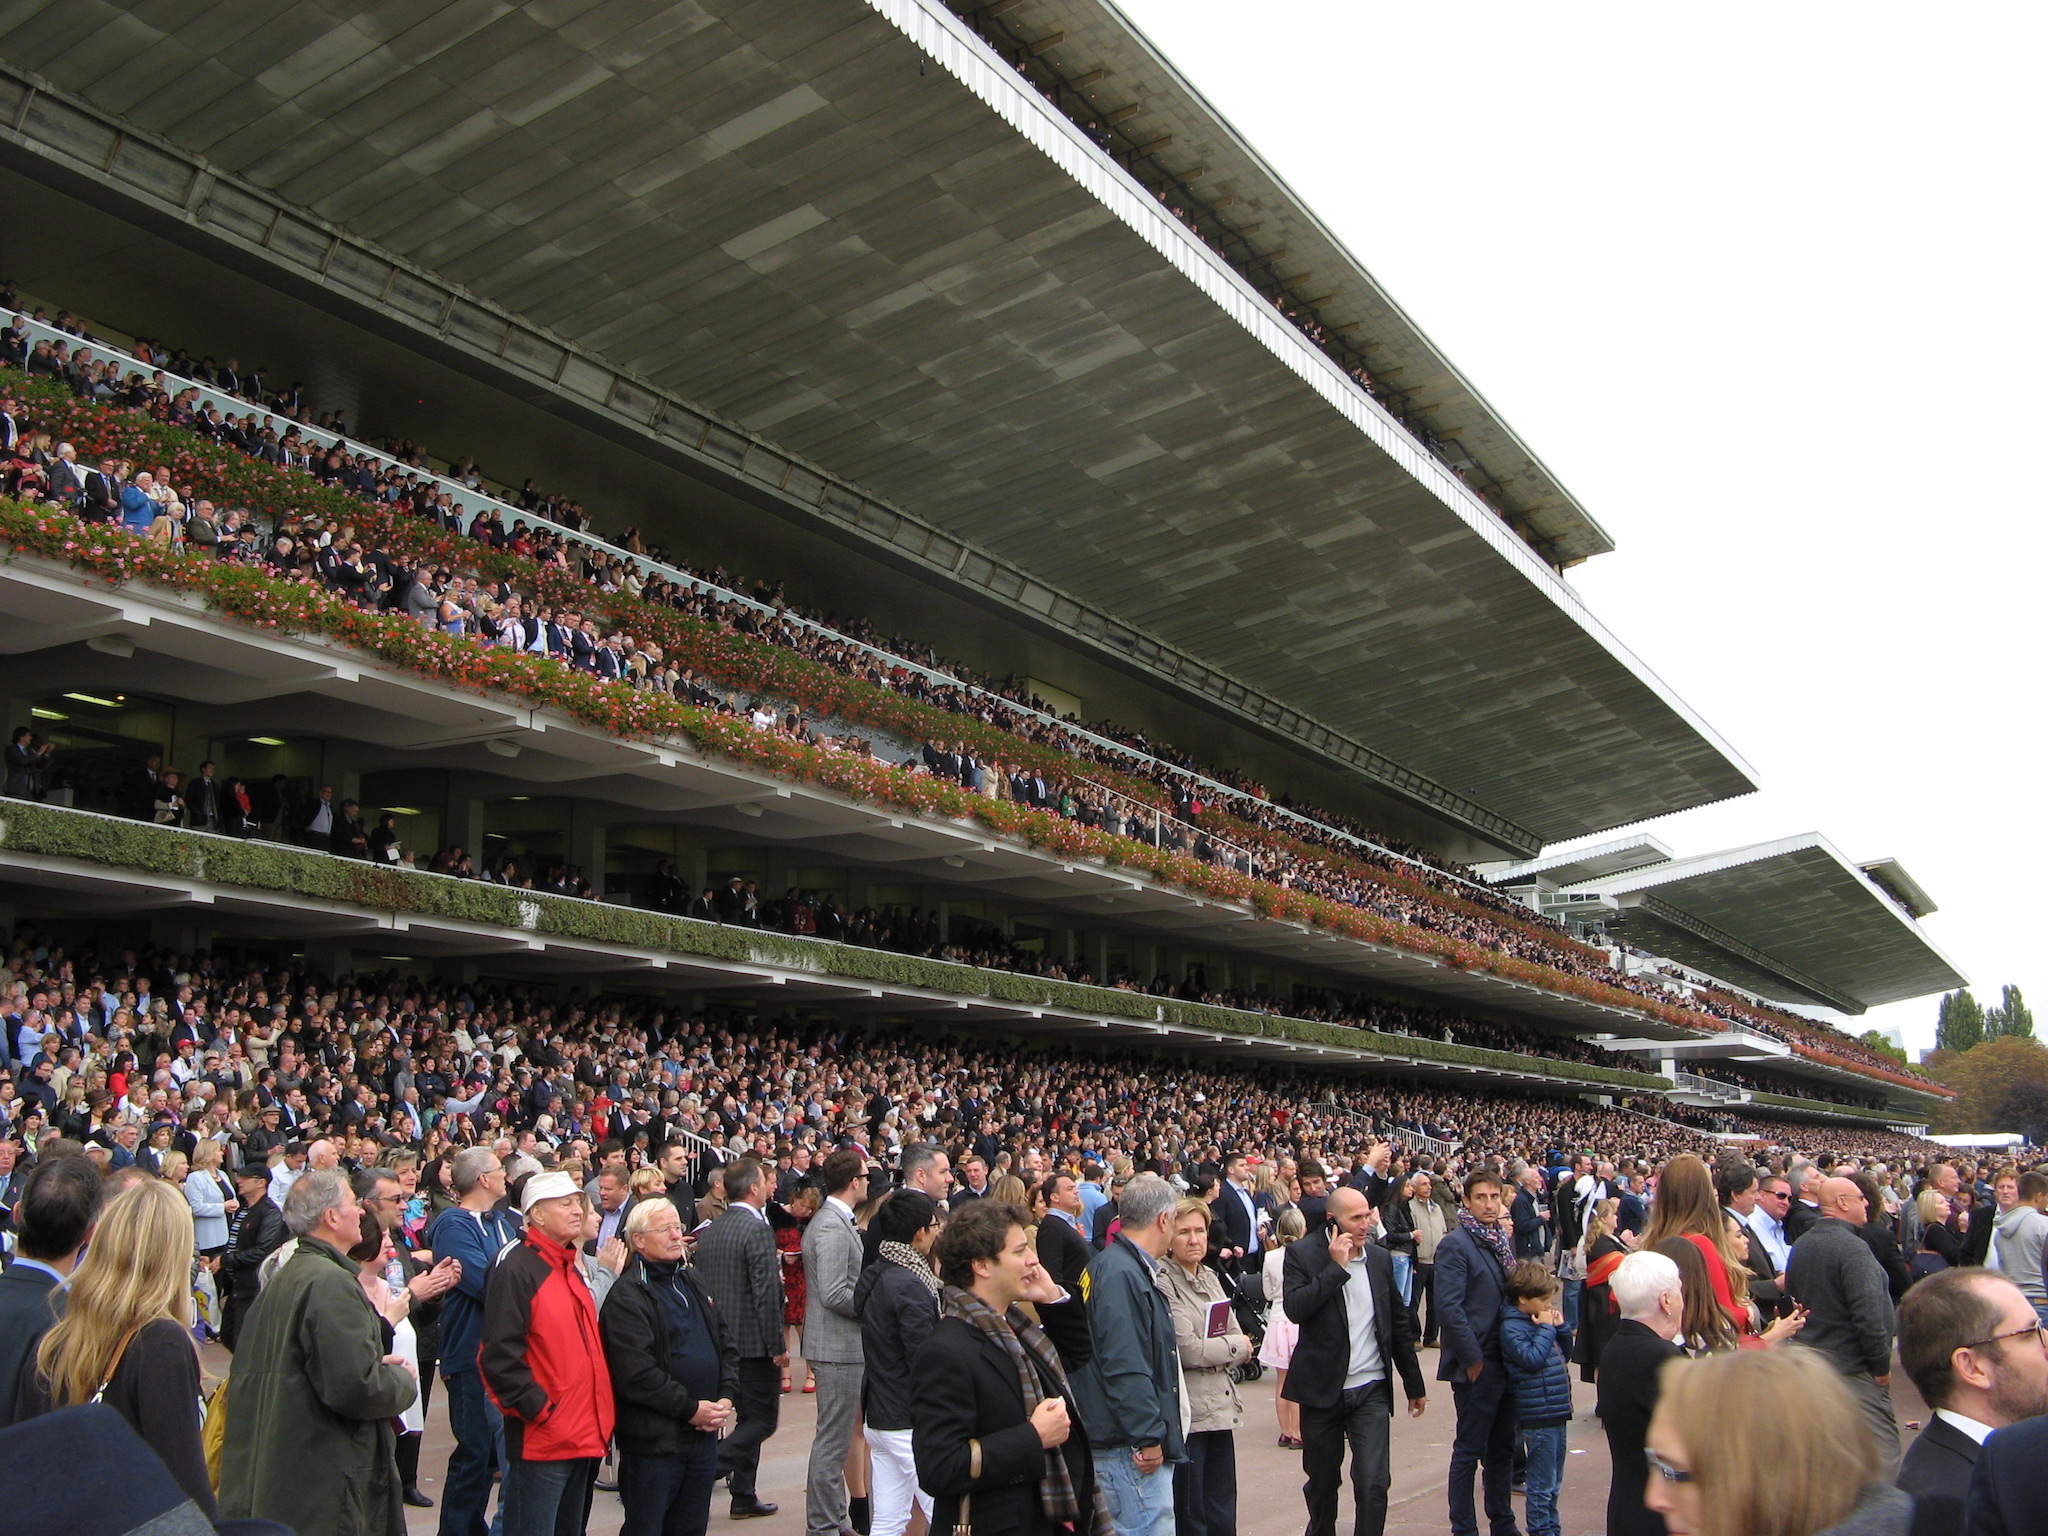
[1644,1447,1694,1485]
[1961,1322,2048,1354]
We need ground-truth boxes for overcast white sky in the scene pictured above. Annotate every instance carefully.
[1114,1,2045,1055]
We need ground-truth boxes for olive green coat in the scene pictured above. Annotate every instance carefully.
[218,1236,417,1536]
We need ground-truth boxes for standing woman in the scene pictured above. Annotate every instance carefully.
[1640,1153,1756,1344]
[773,1180,820,1393]
[1260,1206,1307,1448]
[14,1179,214,1514]
[1162,1196,1250,1536]
[185,1139,238,1260]
[1573,1198,1627,1381]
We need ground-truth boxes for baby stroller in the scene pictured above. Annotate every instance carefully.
[1227,1264,1267,1382]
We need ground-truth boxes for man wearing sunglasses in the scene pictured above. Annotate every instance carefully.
[1896,1268,2048,1536]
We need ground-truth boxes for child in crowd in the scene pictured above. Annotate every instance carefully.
[1500,1260,1573,1536]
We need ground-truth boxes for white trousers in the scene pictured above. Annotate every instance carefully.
[868,1426,933,1536]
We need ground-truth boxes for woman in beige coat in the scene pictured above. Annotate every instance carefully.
[1162,1196,1251,1536]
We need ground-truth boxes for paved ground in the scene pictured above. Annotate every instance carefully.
[202,1334,1926,1536]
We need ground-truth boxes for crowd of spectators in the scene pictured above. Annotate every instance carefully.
[0,298,1942,1104]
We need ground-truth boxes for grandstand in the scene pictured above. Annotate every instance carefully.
[0,1,1961,1144]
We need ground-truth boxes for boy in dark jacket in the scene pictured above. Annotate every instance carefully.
[1498,1261,1571,1536]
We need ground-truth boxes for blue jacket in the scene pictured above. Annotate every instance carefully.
[118,483,155,532]
[425,1204,522,1377]
[1497,1306,1573,1426]
[1070,1234,1184,1458]
[1431,1226,1511,1382]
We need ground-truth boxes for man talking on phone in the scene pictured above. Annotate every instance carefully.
[1281,1185,1427,1536]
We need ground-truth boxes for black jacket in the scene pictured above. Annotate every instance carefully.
[1858,1219,1914,1302]
[854,1258,940,1432]
[1032,1215,1094,1371]
[1965,1412,2048,1536]
[1278,1232,1426,1410]
[1596,1319,1683,1536]
[599,1257,739,1458]
[0,1261,63,1428]
[912,1312,1097,1536]
[222,1196,288,1301]
[1897,1413,1976,1536]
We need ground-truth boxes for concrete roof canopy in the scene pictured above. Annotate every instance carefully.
[0,0,1759,852]
[1555,835,1967,1014]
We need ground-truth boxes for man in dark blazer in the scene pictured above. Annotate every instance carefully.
[911,1200,1100,1536]
[689,1158,784,1518]
[1898,1269,2048,1536]
[1597,1249,1687,1536]
[1433,1171,1520,1536]
[1282,1185,1428,1536]
[0,1154,102,1426]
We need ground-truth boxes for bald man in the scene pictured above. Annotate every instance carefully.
[1787,1175,1900,1465]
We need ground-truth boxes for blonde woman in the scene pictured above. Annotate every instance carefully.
[1646,1348,1912,1536]
[16,1179,213,1514]
[185,1139,238,1259]
[1162,1196,1249,1536]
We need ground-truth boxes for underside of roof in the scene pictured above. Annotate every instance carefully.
[0,0,1759,845]
[1558,835,1966,1014]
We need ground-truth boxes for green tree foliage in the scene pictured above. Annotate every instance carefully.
[1984,984,2036,1041]
[1927,1034,2048,1133]
[1936,989,1986,1053]
[1856,1029,1908,1065]
[1992,1080,2048,1145]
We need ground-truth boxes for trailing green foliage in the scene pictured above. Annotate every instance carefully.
[0,800,1670,1091]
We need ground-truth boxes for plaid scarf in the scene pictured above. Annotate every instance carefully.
[941,1285,1112,1536]
[1459,1209,1515,1275]
[880,1240,940,1295]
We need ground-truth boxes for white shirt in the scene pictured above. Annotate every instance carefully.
[1340,1253,1386,1389]
[1934,1408,1997,1446]
[1745,1207,1790,1272]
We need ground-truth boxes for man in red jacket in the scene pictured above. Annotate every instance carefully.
[483,1170,617,1536]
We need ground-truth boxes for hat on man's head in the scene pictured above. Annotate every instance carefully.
[520,1169,580,1212]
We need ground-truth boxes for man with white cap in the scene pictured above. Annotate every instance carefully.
[482,1169,617,1536]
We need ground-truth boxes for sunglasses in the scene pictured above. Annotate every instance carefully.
[1644,1447,1693,1485]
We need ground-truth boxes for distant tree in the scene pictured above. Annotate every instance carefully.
[1992,1079,2048,1145]
[1937,989,1986,1054]
[1928,1034,2048,1133]
[1984,984,2036,1042]
[1856,1029,1908,1066]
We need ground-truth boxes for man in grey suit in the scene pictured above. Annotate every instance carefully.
[692,1158,785,1518]
[802,1149,870,1536]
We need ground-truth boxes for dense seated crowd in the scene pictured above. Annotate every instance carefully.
[1692,1063,1891,1112]
[0,301,1942,1104]
[0,921,1985,1536]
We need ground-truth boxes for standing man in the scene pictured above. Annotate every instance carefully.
[1746,1173,1795,1281]
[1509,1167,1552,1262]
[1282,1185,1428,1536]
[219,1169,420,1535]
[1597,1251,1686,1536]
[1213,1153,1260,1278]
[1787,1175,1899,1465]
[910,1199,1104,1536]
[1434,1171,1521,1536]
[601,1198,737,1536]
[1405,1173,1450,1349]
[802,1149,869,1536]
[1990,1171,2048,1322]
[426,1147,523,1536]
[692,1158,784,1518]
[482,1171,616,1536]
[898,1142,953,1205]
[219,1161,286,1352]
[1785,1167,1826,1245]
[1071,1172,1184,1536]
[1031,1173,1096,1372]
[1895,1268,2048,1536]
[654,1140,699,1230]
[0,1154,101,1424]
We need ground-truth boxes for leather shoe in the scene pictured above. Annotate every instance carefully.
[402,1488,435,1509]
[730,1499,779,1519]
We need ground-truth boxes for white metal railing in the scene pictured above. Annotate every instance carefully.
[1314,1098,1459,1158]
[2,306,1513,904]
[1077,777,1257,876]
[1672,1071,1744,1103]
